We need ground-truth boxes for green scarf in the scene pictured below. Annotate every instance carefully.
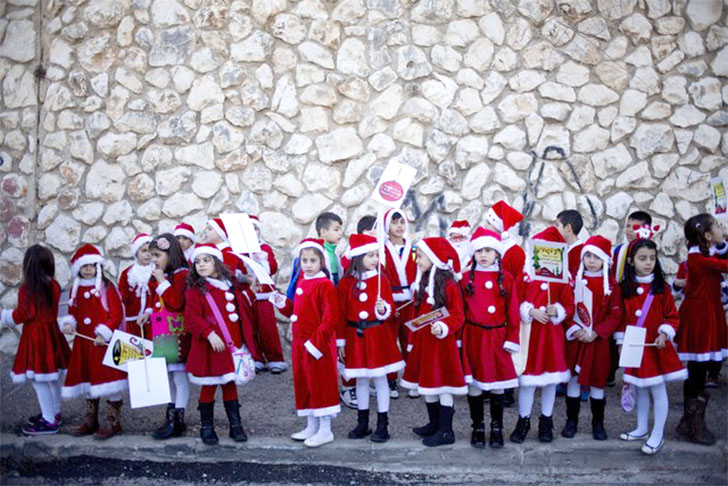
[324,242,338,274]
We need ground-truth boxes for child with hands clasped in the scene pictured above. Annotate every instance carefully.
[461,228,521,449]
[616,234,686,455]
[401,237,467,447]
[0,245,71,435]
[337,234,404,443]
[60,244,127,440]
[511,226,574,445]
[562,236,622,441]
[184,243,257,445]
[118,234,156,338]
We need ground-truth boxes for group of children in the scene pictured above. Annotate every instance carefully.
[1,202,726,456]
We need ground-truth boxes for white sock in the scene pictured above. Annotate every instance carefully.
[424,394,439,404]
[299,414,318,435]
[108,393,122,402]
[356,378,371,411]
[566,376,581,398]
[647,383,668,448]
[468,385,483,397]
[590,387,604,400]
[439,393,454,407]
[373,376,389,413]
[318,415,332,436]
[518,385,535,418]
[628,386,650,437]
[50,379,62,414]
[172,371,189,409]
[541,384,556,417]
[31,382,55,423]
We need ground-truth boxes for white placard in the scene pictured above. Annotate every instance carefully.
[221,213,262,254]
[619,325,647,369]
[128,357,172,409]
[238,254,275,286]
[574,280,594,332]
[102,330,154,372]
[370,161,417,210]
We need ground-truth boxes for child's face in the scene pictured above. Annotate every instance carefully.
[136,244,152,265]
[555,220,572,239]
[300,248,323,276]
[705,217,725,244]
[632,247,656,277]
[389,217,406,239]
[203,225,223,245]
[176,235,194,251]
[416,248,433,272]
[151,248,168,272]
[319,222,343,244]
[625,218,642,242]
[362,251,379,271]
[474,248,497,267]
[448,233,467,245]
[583,252,604,272]
[80,264,97,279]
[195,254,217,278]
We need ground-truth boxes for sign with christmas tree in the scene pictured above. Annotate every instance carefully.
[527,239,568,284]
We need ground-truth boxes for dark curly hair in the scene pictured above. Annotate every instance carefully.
[187,255,233,294]
[684,213,715,257]
[621,239,666,298]
[23,244,55,308]
[150,233,189,273]
[415,268,457,309]
[464,255,505,298]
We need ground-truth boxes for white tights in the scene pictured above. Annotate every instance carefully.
[355,376,390,413]
[167,371,189,409]
[424,393,454,406]
[566,376,604,399]
[468,385,504,396]
[627,383,668,448]
[518,384,556,418]
[32,380,62,423]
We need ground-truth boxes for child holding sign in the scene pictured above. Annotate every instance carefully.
[511,227,574,445]
[401,237,466,447]
[615,236,685,455]
[461,228,520,449]
[118,234,156,338]
[0,245,71,435]
[337,234,404,443]
[562,236,622,441]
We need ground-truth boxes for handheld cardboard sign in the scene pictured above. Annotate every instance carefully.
[371,161,417,210]
[619,325,647,369]
[238,254,275,286]
[102,330,154,372]
[221,213,262,254]
[404,308,450,333]
[527,239,568,284]
[574,280,593,332]
[711,177,727,219]
[128,357,172,409]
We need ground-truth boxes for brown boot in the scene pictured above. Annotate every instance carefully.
[689,394,716,446]
[675,399,691,439]
[94,400,123,440]
[71,399,99,437]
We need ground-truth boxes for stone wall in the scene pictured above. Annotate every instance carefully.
[0,0,727,319]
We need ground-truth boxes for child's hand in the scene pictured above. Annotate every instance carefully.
[546,305,557,317]
[269,292,286,309]
[337,346,345,361]
[431,322,444,337]
[138,313,150,325]
[63,324,74,335]
[152,268,166,283]
[579,329,597,343]
[94,335,106,346]
[208,332,225,352]
[530,308,549,324]
[654,332,667,349]
[375,298,386,314]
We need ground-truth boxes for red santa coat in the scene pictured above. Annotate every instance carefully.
[502,239,527,301]
[148,268,190,371]
[616,276,687,386]
[61,280,127,399]
[383,240,417,303]
[118,263,157,338]
[518,278,574,386]
[567,241,584,283]
[401,280,467,395]
[1,281,71,383]
[564,273,622,388]
[461,266,520,391]
[279,272,342,417]
[246,244,286,366]
[184,279,257,385]
[675,247,728,361]
[336,271,404,379]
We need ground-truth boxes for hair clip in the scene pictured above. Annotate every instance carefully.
[632,224,660,240]
[156,237,171,251]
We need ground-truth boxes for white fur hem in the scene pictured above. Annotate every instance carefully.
[1,309,17,327]
[11,370,66,383]
[304,340,323,359]
[187,372,236,385]
[296,404,341,417]
[399,379,468,395]
[657,324,676,341]
[550,302,567,325]
[58,315,77,332]
[520,302,534,324]
[375,301,392,321]
[623,369,688,387]
[677,349,728,362]
[503,341,520,353]
[518,370,571,387]
[614,332,625,345]
[434,321,449,339]
[267,361,288,370]
[342,361,405,380]
[167,363,187,372]
[465,376,519,391]
[156,280,172,295]
[565,324,582,341]
[62,380,128,399]
[95,324,113,342]
[392,290,412,302]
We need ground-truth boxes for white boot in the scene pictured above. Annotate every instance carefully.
[291,415,318,441]
[304,416,334,447]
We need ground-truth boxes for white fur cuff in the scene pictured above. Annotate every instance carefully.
[336,339,345,347]
[520,302,534,324]
[156,280,172,296]
[550,302,567,325]
[1,309,17,328]
[94,324,113,342]
[58,315,77,332]
[434,321,449,339]
[614,332,625,345]
[503,341,520,354]
[658,324,676,341]
[375,301,392,321]
[565,324,582,341]
[304,339,323,360]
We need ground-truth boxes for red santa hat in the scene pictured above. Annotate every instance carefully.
[294,238,332,273]
[131,233,153,257]
[383,208,408,235]
[470,227,504,256]
[207,218,228,242]
[447,220,471,237]
[486,200,523,238]
[70,244,105,305]
[532,225,566,243]
[173,222,196,243]
[576,235,613,296]
[413,237,461,305]
[191,243,223,263]
[344,234,379,259]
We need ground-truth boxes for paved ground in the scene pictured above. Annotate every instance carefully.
[1,352,726,484]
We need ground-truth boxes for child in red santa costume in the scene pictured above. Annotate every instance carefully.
[118,233,156,338]
[510,226,574,444]
[336,234,404,443]
[0,245,71,435]
[59,244,127,440]
[173,222,197,263]
[561,236,621,441]
[461,228,521,449]
[447,220,472,271]
[401,237,467,447]
[484,201,526,301]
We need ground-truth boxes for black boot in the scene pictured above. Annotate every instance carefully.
[590,398,607,441]
[198,402,218,445]
[173,408,186,436]
[223,400,247,442]
[348,409,372,439]
[423,405,455,447]
[538,414,553,443]
[370,412,390,443]
[503,389,515,408]
[489,393,504,449]
[467,394,485,448]
[152,403,175,440]
[413,401,440,437]
[509,416,530,443]
[561,396,580,439]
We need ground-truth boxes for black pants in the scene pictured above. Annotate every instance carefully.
[684,361,711,399]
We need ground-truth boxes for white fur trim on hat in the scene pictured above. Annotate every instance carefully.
[344,242,379,259]
[71,254,105,277]
[173,228,196,242]
[192,245,223,263]
[485,208,503,233]
[470,236,504,256]
[131,235,153,257]
[207,219,227,242]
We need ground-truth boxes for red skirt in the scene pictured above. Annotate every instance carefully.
[462,323,518,391]
[340,322,404,379]
[624,341,687,386]
[520,321,570,386]
[292,337,341,416]
[401,329,467,395]
[676,301,728,362]
[574,337,611,388]
[186,335,236,385]
[62,338,127,399]
[11,322,71,383]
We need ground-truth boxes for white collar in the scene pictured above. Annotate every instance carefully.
[476,263,499,272]
[636,274,654,284]
[688,246,701,255]
[303,271,326,280]
[206,277,231,290]
[78,278,97,286]
[361,270,378,280]
[584,270,603,277]
[217,242,230,250]
[567,238,584,252]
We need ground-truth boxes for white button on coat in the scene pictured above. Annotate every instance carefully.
[359,311,369,320]
[635,310,642,317]
[225,292,235,301]
[156,302,161,308]
[359,293,368,302]
[539,306,546,312]
[358,282,367,290]
[291,315,298,322]
[488,305,496,314]
[485,281,493,289]
[226,303,236,312]
[84,291,91,299]
[540,283,548,291]
[83,317,91,325]
[636,287,644,295]
[296,288,303,296]
[229,313,239,322]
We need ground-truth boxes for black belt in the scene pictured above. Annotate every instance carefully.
[392,285,409,290]
[466,321,506,330]
[347,320,383,337]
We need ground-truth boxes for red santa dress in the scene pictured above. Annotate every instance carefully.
[149,267,190,372]
[118,263,156,338]
[248,242,286,369]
